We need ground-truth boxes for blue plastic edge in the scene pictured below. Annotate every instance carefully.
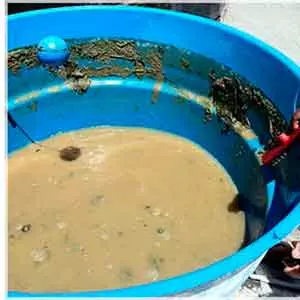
[7,6,300,297]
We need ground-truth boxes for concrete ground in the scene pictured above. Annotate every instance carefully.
[222,3,300,65]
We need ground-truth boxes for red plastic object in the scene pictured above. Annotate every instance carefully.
[262,110,300,165]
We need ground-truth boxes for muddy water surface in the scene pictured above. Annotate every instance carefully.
[8,127,245,292]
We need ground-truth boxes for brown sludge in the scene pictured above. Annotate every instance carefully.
[8,127,245,292]
[59,146,81,162]
[208,70,288,142]
[8,40,164,97]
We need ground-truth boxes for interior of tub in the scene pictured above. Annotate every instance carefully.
[7,7,300,294]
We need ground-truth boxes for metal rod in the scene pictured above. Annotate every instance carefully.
[7,112,37,145]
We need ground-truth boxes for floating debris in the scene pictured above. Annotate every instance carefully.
[146,269,160,281]
[20,224,31,233]
[30,247,49,264]
[8,46,40,74]
[180,57,190,70]
[67,71,91,94]
[151,79,163,104]
[148,255,164,272]
[203,107,213,124]
[155,227,171,240]
[151,208,161,217]
[9,39,164,95]
[27,101,38,112]
[119,267,134,282]
[208,70,288,142]
[90,195,105,206]
[156,227,165,234]
[8,38,288,153]
[56,222,67,230]
[8,233,16,243]
[59,146,81,161]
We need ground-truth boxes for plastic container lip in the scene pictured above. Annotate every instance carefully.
[7,5,300,297]
[7,5,300,74]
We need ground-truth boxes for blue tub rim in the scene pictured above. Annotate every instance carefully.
[7,5,300,297]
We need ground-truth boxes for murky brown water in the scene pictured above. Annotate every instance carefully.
[8,127,245,292]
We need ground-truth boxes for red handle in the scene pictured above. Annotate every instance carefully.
[262,110,300,165]
[262,129,300,165]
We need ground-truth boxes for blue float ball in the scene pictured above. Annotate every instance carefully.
[37,36,69,65]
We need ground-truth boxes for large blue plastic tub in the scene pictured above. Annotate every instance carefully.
[7,6,300,297]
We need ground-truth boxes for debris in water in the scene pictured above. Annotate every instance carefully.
[146,269,160,281]
[8,39,288,154]
[119,267,134,282]
[208,70,288,142]
[56,222,67,230]
[31,247,50,263]
[156,227,165,234]
[149,254,164,272]
[151,208,161,216]
[180,57,190,70]
[68,75,91,94]
[59,146,81,161]
[20,224,31,233]
[8,46,40,74]
[203,107,213,124]
[151,79,163,104]
[8,39,164,95]
[27,101,38,112]
[90,195,105,206]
